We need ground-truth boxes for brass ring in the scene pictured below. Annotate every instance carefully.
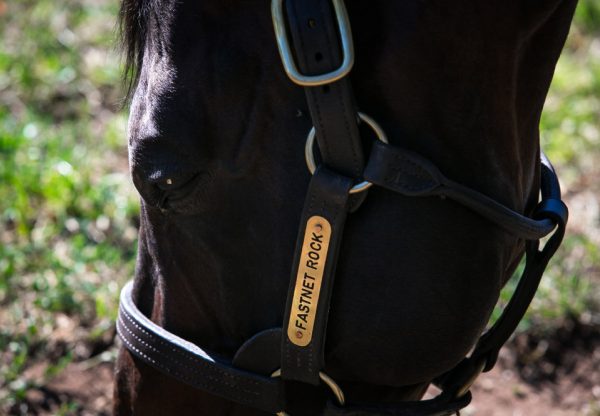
[305,112,389,194]
[271,369,345,415]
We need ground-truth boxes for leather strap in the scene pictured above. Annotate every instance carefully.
[116,281,286,414]
[435,155,568,396]
[119,276,472,415]
[279,0,369,384]
[471,156,568,369]
[286,0,364,179]
[281,166,354,384]
[363,141,557,240]
[473,154,569,360]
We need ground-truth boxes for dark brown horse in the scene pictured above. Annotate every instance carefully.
[114,1,575,414]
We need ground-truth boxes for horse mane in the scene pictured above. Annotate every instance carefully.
[118,0,155,101]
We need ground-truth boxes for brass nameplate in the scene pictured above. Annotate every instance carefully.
[287,215,332,347]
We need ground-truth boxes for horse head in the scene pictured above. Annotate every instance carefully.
[115,1,574,414]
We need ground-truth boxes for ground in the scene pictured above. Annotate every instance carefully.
[468,331,600,415]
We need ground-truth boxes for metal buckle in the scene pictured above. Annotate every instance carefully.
[271,369,345,416]
[305,112,389,194]
[271,0,355,86]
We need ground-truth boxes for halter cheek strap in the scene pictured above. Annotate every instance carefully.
[281,167,354,385]
[278,0,371,386]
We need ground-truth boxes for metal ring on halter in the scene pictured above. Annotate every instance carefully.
[305,112,389,194]
[271,369,345,415]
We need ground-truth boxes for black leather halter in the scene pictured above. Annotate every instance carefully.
[117,1,568,414]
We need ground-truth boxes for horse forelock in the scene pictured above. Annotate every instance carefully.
[118,0,159,102]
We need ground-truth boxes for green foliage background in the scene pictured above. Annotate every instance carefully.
[0,0,599,414]
[0,1,137,412]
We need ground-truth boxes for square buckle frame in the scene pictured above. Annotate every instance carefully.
[271,0,355,86]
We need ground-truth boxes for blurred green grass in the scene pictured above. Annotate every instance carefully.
[0,0,138,411]
[0,0,599,414]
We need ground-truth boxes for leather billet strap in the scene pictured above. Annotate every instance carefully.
[116,281,286,414]
[285,0,364,179]
[281,167,354,384]
[363,141,562,241]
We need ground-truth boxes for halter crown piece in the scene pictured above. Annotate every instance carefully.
[117,1,568,414]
